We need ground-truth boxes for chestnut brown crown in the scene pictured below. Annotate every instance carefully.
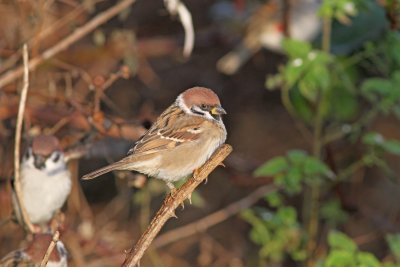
[31,135,61,157]
[181,87,221,109]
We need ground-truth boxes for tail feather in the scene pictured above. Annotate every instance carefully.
[81,161,128,180]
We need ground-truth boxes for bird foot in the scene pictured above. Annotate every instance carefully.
[166,182,176,196]
[193,168,201,181]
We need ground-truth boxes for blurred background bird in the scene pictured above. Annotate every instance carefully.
[0,233,68,267]
[216,0,321,75]
[12,135,71,231]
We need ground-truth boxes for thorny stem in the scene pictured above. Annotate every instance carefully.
[140,186,163,267]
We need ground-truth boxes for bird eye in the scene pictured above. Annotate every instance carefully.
[200,104,207,110]
[52,151,61,163]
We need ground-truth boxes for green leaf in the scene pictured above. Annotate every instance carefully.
[303,157,333,178]
[320,199,349,226]
[361,78,393,101]
[284,167,303,194]
[255,157,289,177]
[357,252,381,267]
[285,63,307,88]
[287,150,308,165]
[328,231,357,252]
[381,140,400,156]
[386,233,400,261]
[265,191,283,208]
[290,87,313,123]
[362,132,385,146]
[282,39,312,58]
[325,250,356,267]
[277,207,297,225]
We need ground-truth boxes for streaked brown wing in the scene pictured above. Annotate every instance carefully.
[128,105,203,155]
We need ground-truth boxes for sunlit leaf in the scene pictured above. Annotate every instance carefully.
[325,250,356,267]
[381,140,400,156]
[362,132,385,146]
[328,231,357,252]
[265,191,283,208]
[282,39,312,58]
[284,167,303,193]
[255,157,289,177]
[287,150,308,165]
[356,252,380,267]
[303,157,332,177]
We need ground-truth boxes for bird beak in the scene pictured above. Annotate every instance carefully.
[34,155,46,169]
[211,106,227,115]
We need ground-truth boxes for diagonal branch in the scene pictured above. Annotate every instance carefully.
[13,44,36,233]
[121,144,233,267]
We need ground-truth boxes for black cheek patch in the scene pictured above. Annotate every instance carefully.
[191,107,205,116]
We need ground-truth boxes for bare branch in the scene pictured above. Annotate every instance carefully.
[153,184,277,248]
[164,0,194,57]
[40,231,60,267]
[13,44,35,233]
[0,0,136,89]
[121,144,233,267]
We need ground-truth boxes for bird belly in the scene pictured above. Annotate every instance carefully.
[153,134,225,182]
[17,167,71,224]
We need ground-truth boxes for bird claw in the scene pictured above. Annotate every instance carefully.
[188,193,192,204]
[166,182,176,196]
[218,162,226,167]
[193,169,201,181]
[170,211,178,218]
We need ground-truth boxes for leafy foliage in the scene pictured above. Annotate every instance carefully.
[245,0,400,265]
[255,150,334,194]
[241,206,306,263]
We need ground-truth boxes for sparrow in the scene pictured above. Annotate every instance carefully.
[217,0,321,75]
[0,233,68,267]
[12,135,72,226]
[82,87,227,190]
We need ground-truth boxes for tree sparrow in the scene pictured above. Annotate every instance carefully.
[13,135,72,225]
[82,87,227,189]
[217,0,321,74]
[0,233,68,267]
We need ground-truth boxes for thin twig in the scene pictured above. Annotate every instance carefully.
[40,231,60,267]
[0,0,136,89]
[164,0,194,57]
[121,144,233,267]
[13,44,35,233]
[154,184,277,248]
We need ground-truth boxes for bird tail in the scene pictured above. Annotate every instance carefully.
[81,161,128,180]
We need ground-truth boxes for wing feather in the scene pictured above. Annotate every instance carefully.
[128,105,204,155]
